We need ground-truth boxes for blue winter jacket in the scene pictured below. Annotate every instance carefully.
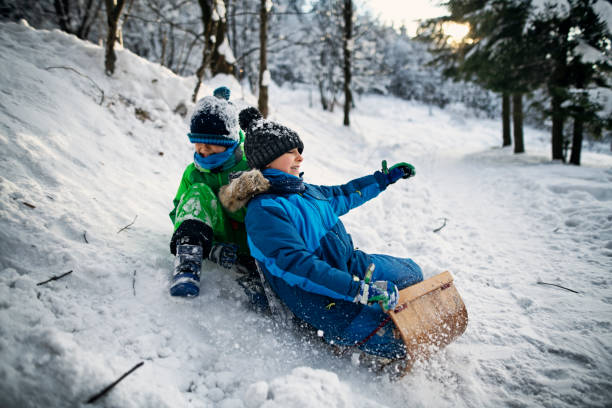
[245,168,391,341]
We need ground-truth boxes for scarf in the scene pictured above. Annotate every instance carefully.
[193,142,239,171]
[261,168,306,195]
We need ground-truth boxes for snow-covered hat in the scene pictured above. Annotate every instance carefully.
[239,107,303,170]
[188,87,239,146]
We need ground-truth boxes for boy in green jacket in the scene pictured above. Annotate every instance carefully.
[169,87,254,297]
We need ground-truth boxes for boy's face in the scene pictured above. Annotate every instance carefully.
[266,148,303,177]
[195,143,227,157]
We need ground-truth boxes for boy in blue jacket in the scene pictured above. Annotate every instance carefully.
[219,108,423,360]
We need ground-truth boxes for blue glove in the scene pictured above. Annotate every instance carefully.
[353,264,399,312]
[208,243,238,269]
[382,160,415,184]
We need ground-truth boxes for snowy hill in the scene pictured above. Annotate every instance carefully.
[1,21,611,408]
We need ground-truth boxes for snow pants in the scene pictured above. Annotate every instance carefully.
[340,254,423,359]
[173,183,249,255]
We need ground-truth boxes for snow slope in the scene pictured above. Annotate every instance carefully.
[1,21,611,408]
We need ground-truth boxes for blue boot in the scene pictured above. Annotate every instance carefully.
[170,244,203,297]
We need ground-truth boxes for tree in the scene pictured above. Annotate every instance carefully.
[258,0,270,117]
[423,0,533,152]
[342,0,352,126]
[122,0,203,76]
[529,0,611,163]
[54,0,103,40]
[193,0,236,102]
[308,0,344,111]
[103,0,128,76]
[502,93,511,146]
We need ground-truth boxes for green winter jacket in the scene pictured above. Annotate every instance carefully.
[170,133,251,254]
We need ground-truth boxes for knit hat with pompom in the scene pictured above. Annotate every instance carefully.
[240,107,303,170]
[188,86,239,146]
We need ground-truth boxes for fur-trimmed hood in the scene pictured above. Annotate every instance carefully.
[218,169,271,212]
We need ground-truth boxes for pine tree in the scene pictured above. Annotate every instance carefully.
[528,0,611,163]
[423,0,532,152]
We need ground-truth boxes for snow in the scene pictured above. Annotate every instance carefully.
[218,37,237,65]
[262,70,271,87]
[1,21,612,408]
[594,0,612,34]
[575,40,605,64]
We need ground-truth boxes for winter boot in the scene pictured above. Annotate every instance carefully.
[170,244,204,297]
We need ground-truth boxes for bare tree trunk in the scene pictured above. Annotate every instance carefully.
[193,0,234,102]
[54,0,72,33]
[569,115,583,165]
[318,80,328,111]
[54,0,102,40]
[342,0,352,126]
[228,0,236,52]
[512,93,524,153]
[104,0,126,76]
[502,92,511,147]
[77,0,102,39]
[211,11,234,76]
[193,0,215,102]
[551,94,565,161]
[161,31,168,67]
[258,0,269,118]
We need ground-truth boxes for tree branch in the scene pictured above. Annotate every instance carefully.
[86,362,144,404]
[37,270,73,286]
[44,66,105,105]
[117,215,137,233]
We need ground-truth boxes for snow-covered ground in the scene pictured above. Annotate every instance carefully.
[1,21,611,408]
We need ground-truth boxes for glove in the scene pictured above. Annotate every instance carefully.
[381,160,415,184]
[353,264,399,312]
[208,243,238,269]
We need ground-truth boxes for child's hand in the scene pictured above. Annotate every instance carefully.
[208,243,238,269]
[354,279,399,312]
[381,160,415,184]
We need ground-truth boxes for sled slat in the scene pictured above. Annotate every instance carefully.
[389,271,468,371]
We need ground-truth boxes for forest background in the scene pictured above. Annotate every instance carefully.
[1,0,611,163]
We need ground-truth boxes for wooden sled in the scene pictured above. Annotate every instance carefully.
[388,271,468,371]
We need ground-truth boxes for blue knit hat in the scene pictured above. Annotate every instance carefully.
[188,87,239,146]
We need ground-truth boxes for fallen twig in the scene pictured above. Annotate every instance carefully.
[83,231,89,244]
[537,281,579,294]
[117,215,138,234]
[37,270,73,286]
[44,66,105,105]
[86,361,144,404]
[132,270,136,296]
[22,201,36,209]
[433,218,448,233]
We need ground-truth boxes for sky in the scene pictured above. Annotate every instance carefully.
[359,0,449,36]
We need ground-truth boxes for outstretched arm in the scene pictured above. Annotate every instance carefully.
[313,171,388,217]
[313,160,415,217]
